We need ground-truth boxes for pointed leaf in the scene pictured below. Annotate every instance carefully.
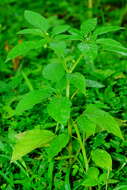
[94,26,123,36]
[17,28,43,36]
[47,97,72,125]
[47,133,69,160]
[97,38,127,56]
[24,10,49,32]
[12,129,55,161]
[85,104,123,139]
[80,18,97,36]
[6,40,45,62]
[15,88,53,115]
[52,25,70,36]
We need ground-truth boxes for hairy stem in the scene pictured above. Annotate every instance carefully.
[22,71,34,91]
[69,54,83,73]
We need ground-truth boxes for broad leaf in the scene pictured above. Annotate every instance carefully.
[43,63,65,83]
[80,18,97,36]
[91,149,112,170]
[6,40,45,62]
[15,88,53,115]
[12,129,55,161]
[49,41,66,57]
[24,10,49,32]
[97,38,127,56]
[82,167,99,187]
[94,26,123,36]
[47,133,69,160]
[68,72,86,93]
[47,97,72,125]
[77,114,96,139]
[52,25,70,36]
[17,28,43,36]
[85,104,123,139]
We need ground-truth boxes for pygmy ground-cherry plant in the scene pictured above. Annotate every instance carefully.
[6,10,127,190]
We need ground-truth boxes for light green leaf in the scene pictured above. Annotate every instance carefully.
[78,42,98,61]
[77,114,96,139]
[49,41,66,57]
[97,38,127,56]
[43,63,65,83]
[6,40,45,62]
[94,26,123,36]
[86,79,105,88]
[24,10,49,32]
[52,25,70,36]
[80,18,97,36]
[11,129,55,161]
[47,133,69,160]
[68,72,86,93]
[47,97,72,125]
[85,104,123,139]
[82,167,99,187]
[91,149,112,170]
[17,28,43,36]
[15,88,53,115]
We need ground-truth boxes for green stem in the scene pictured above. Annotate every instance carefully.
[69,54,83,73]
[73,122,89,171]
[106,169,110,190]
[21,71,34,91]
[88,0,93,18]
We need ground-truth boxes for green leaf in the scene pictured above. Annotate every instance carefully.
[77,114,96,138]
[49,41,66,57]
[47,133,69,160]
[68,72,86,93]
[17,28,43,36]
[47,97,72,125]
[52,25,70,36]
[85,104,123,139]
[97,38,127,56]
[11,129,55,161]
[6,40,45,62]
[86,79,105,88]
[94,26,123,36]
[15,88,53,115]
[80,18,97,36]
[43,63,65,83]
[78,42,98,62]
[82,167,99,187]
[24,10,49,32]
[91,149,112,170]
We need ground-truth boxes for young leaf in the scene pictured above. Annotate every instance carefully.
[94,26,123,36]
[43,63,65,83]
[97,38,127,56]
[17,28,43,36]
[47,97,72,125]
[91,149,112,170]
[68,72,86,93]
[11,129,55,161]
[15,88,53,115]
[77,114,96,139]
[80,18,97,36]
[6,40,45,62]
[24,10,49,32]
[78,42,98,61]
[46,133,69,160]
[85,104,123,139]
